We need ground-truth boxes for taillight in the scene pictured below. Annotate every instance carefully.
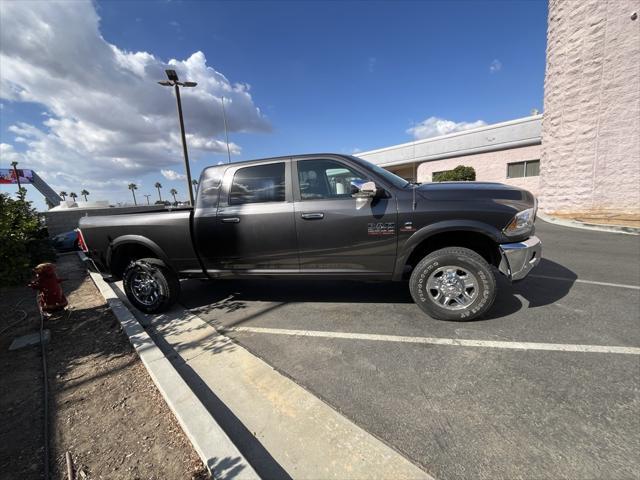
[76,228,89,252]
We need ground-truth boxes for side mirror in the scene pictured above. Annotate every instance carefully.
[351,180,378,198]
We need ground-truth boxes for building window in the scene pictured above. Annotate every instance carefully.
[229,163,285,205]
[507,160,540,178]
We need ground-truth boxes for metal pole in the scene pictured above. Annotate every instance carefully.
[221,96,232,164]
[12,163,22,194]
[174,84,195,206]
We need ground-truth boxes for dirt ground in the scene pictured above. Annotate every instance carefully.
[0,253,208,479]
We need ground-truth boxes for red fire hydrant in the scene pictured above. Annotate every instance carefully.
[28,263,68,313]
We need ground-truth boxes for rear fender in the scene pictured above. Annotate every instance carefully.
[107,235,173,272]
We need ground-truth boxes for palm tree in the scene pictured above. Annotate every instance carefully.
[69,192,78,202]
[59,191,67,200]
[192,179,199,193]
[154,182,163,202]
[170,188,178,204]
[128,183,138,205]
[81,189,89,201]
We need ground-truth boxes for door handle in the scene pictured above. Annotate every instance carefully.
[220,217,240,223]
[301,212,324,220]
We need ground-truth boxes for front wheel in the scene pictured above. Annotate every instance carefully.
[123,258,180,314]
[409,247,496,321]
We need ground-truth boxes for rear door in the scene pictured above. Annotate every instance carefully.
[195,160,298,272]
[293,156,398,275]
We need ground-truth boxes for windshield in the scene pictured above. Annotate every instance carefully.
[349,156,410,189]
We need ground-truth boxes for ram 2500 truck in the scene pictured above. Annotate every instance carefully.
[79,154,541,321]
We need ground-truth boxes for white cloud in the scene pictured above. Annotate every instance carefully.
[407,117,486,140]
[161,169,186,181]
[0,0,270,202]
[489,59,502,73]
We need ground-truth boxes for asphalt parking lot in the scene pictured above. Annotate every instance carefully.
[177,219,640,479]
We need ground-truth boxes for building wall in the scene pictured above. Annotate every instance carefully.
[540,0,640,218]
[416,144,542,195]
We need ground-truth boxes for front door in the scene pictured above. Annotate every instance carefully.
[293,157,397,275]
[199,160,298,272]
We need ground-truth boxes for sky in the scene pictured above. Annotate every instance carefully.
[0,0,548,210]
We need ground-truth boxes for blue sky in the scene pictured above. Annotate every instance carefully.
[0,0,548,210]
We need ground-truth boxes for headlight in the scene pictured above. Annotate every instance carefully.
[503,207,536,237]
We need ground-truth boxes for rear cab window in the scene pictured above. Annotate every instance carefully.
[195,167,225,210]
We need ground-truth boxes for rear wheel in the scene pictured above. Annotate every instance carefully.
[123,258,180,314]
[409,247,496,321]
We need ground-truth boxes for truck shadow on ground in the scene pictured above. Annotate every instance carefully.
[181,258,577,322]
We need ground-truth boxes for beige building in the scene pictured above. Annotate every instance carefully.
[358,115,543,195]
[540,0,639,221]
[359,0,639,223]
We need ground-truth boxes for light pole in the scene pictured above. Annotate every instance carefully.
[144,194,151,205]
[158,69,197,206]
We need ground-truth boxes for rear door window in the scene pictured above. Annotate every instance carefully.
[229,163,286,205]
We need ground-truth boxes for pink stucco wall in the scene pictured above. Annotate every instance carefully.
[540,0,640,218]
[416,144,542,196]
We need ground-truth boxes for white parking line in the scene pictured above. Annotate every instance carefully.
[222,326,640,355]
[529,274,640,290]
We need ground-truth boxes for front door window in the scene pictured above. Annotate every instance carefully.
[297,159,366,200]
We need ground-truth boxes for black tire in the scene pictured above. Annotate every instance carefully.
[123,258,180,314]
[409,247,496,321]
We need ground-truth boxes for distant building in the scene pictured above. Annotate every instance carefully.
[357,115,543,195]
[360,0,639,222]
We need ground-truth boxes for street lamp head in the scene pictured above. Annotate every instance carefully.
[165,69,179,82]
[158,80,173,86]
[182,81,198,87]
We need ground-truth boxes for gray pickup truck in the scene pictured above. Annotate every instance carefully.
[79,154,541,321]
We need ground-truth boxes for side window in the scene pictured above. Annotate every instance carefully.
[297,159,366,200]
[229,163,285,205]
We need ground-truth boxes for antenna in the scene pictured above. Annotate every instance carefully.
[221,96,232,164]
[411,120,417,210]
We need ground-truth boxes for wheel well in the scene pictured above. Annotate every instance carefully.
[109,243,158,279]
[404,231,500,278]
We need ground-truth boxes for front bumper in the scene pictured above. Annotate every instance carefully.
[498,235,542,281]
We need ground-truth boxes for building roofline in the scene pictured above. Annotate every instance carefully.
[375,137,541,169]
[357,114,543,157]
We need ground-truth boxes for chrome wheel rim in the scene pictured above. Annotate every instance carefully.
[130,270,160,306]
[426,265,478,310]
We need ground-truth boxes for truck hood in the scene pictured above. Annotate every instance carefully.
[416,181,535,209]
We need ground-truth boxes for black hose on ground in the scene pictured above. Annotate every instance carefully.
[37,295,50,480]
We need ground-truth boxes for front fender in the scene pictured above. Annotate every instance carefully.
[393,219,503,280]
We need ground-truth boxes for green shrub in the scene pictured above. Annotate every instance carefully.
[0,192,56,286]
[432,165,476,182]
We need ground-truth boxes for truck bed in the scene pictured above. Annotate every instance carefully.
[79,208,201,276]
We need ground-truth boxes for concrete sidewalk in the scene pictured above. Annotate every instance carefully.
[111,281,432,480]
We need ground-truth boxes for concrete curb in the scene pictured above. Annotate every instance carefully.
[537,212,640,235]
[78,253,259,480]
